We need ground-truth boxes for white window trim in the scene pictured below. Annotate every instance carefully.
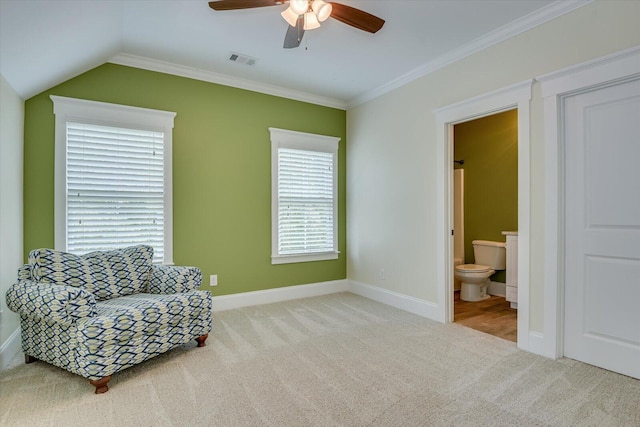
[268,127,340,265]
[51,95,176,265]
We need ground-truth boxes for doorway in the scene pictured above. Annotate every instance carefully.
[434,80,532,351]
[451,110,518,342]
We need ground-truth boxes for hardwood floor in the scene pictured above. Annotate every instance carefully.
[454,291,517,342]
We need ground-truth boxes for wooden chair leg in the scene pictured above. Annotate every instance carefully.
[196,334,208,347]
[89,376,111,394]
[25,354,38,364]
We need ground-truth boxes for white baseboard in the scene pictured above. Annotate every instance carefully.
[348,280,441,321]
[211,279,441,321]
[0,328,21,371]
[526,331,549,357]
[488,280,506,297]
[211,280,550,361]
[212,279,349,311]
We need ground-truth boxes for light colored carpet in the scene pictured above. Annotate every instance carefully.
[1,292,638,426]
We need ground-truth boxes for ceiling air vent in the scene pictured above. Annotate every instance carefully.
[228,52,257,66]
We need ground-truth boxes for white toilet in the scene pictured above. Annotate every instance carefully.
[455,240,506,302]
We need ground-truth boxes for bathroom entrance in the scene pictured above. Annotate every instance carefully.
[452,109,518,342]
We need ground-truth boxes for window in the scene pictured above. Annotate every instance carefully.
[268,127,340,264]
[52,96,176,264]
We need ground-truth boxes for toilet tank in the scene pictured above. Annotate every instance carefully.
[472,240,506,270]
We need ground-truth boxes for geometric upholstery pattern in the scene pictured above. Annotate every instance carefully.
[148,265,202,294]
[75,292,212,379]
[29,245,154,301]
[5,280,96,325]
[6,245,212,382]
[17,265,31,281]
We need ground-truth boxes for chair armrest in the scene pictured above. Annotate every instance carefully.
[147,265,202,294]
[17,264,32,281]
[6,280,96,325]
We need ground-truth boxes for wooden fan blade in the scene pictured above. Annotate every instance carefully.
[208,0,283,11]
[329,2,385,33]
[283,16,305,49]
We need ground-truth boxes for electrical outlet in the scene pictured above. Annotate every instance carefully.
[379,269,385,280]
[210,274,218,286]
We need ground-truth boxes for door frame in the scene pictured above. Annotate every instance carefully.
[538,46,640,359]
[434,79,532,350]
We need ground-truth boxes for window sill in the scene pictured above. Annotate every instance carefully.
[271,251,339,265]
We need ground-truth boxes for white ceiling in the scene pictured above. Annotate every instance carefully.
[1,0,580,108]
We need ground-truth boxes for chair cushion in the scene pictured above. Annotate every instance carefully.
[29,245,154,301]
[76,292,212,376]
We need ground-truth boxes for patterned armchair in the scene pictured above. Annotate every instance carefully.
[6,245,212,393]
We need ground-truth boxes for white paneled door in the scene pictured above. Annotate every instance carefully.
[563,77,640,379]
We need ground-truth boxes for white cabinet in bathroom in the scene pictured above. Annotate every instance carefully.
[502,231,518,309]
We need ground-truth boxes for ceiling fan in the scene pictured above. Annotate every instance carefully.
[208,0,385,49]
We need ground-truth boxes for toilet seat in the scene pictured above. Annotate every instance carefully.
[455,264,491,273]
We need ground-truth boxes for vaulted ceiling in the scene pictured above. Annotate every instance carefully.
[2,0,585,108]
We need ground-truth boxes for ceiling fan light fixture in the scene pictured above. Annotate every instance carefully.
[208,0,385,49]
[311,0,332,22]
[281,7,299,27]
[303,11,320,30]
[289,0,309,15]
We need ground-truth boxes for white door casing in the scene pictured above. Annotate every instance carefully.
[562,78,640,379]
[434,79,532,350]
[540,45,640,364]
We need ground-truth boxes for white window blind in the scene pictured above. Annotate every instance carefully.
[66,122,165,262]
[278,148,334,255]
[269,127,340,264]
[52,96,175,264]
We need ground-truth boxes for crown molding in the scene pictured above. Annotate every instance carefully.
[109,53,348,110]
[346,0,594,109]
[537,44,640,97]
[109,0,592,112]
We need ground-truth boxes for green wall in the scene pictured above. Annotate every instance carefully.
[453,109,517,283]
[23,63,347,295]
